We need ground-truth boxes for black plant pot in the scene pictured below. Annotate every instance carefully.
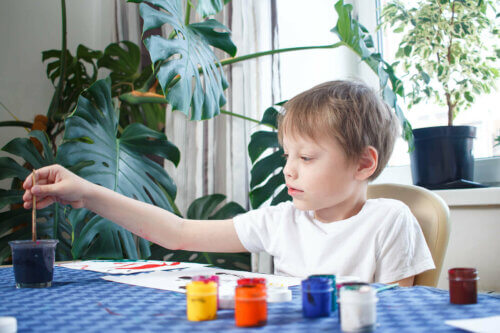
[410,126,484,190]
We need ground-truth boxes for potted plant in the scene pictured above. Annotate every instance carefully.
[382,0,499,189]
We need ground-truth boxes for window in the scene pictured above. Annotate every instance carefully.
[379,0,500,166]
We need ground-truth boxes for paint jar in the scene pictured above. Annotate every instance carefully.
[9,240,58,288]
[234,284,267,327]
[338,285,378,332]
[336,282,369,320]
[448,268,479,304]
[309,274,337,311]
[193,275,220,308]
[186,281,217,321]
[301,276,332,318]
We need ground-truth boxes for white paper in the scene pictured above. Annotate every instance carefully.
[101,266,302,293]
[445,316,500,333]
[57,260,208,274]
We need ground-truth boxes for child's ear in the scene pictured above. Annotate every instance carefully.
[355,146,378,180]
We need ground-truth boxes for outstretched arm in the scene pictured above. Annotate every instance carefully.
[23,164,247,253]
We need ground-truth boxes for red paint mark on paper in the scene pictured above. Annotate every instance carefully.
[115,262,181,270]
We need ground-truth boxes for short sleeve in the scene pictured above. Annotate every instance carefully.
[374,206,435,283]
[233,202,290,254]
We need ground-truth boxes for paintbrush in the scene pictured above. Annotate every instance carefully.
[32,170,37,242]
[376,283,399,293]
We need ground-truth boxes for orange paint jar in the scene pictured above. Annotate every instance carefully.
[234,284,267,327]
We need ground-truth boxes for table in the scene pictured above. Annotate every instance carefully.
[1,265,499,332]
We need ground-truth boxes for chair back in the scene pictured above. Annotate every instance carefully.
[367,183,450,287]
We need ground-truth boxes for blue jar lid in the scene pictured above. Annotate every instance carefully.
[301,277,332,292]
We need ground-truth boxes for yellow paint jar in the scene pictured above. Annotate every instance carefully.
[186,281,217,321]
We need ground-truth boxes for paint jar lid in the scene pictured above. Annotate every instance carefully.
[339,285,377,304]
[267,285,292,303]
[448,268,479,281]
[0,317,17,333]
[192,275,220,284]
[309,274,336,285]
[237,278,266,286]
[186,281,217,295]
[235,284,267,300]
[301,277,333,292]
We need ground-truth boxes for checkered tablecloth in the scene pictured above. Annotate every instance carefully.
[1,266,499,332]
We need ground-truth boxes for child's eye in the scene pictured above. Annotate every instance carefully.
[301,156,312,162]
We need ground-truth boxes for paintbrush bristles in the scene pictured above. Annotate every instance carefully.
[32,170,37,242]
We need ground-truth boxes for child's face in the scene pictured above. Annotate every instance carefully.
[282,133,364,222]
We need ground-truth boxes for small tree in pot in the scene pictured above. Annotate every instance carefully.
[382,0,499,189]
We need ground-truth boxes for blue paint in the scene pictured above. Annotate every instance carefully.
[301,277,332,318]
[309,274,337,312]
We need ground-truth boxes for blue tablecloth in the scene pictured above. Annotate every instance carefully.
[1,266,499,332]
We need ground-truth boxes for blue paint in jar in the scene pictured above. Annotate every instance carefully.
[301,277,332,318]
[309,274,337,312]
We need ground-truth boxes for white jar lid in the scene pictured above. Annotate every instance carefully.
[0,317,17,333]
[267,287,292,303]
[339,285,378,303]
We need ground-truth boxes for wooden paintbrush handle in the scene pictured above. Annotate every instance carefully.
[32,170,37,242]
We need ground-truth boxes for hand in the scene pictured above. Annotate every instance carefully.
[23,164,92,209]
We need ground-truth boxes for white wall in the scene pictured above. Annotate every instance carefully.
[0,0,115,188]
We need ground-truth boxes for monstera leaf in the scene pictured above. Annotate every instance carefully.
[0,131,73,262]
[139,0,237,120]
[98,41,141,84]
[150,194,250,271]
[57,78,180,259]
[248,107,291,209]
[196,0,231,18]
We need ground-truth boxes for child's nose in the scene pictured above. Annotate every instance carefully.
[283,160,297,179]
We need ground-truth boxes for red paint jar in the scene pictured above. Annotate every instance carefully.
[448,268,479,304]
[235,284,267,327]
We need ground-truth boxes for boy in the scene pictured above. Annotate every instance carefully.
[22,80,434,286]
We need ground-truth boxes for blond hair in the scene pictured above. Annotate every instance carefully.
[278,80,399,180]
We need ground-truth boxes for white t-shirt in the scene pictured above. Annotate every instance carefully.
[233,198,435,283]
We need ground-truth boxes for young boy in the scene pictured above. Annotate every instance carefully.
[22,80,434,286]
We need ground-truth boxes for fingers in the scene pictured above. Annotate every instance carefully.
[23,164,62,189]
[34,197,57,209]
[24,196,56,209]
[31,183,60,197]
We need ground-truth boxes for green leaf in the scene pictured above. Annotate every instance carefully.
[97,41,141,83]
[196,0,231,18]
[464,91,474,102]
[0,189,24,210]
[0,157,30,180]
[140,0,237,120]
[421,71,430,84]
[248,131,280,163]
[187,194,226,219]
[57,78,179,259]
[250,149,285,189]
[404,45,412,56]
[260,106,280,129]
[249,173,286,208]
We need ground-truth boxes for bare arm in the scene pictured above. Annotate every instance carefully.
[23,165,247,253]
[389,276,414,287]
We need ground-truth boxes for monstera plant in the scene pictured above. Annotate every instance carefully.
[1,0,410,267]
[0,78,180,261]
